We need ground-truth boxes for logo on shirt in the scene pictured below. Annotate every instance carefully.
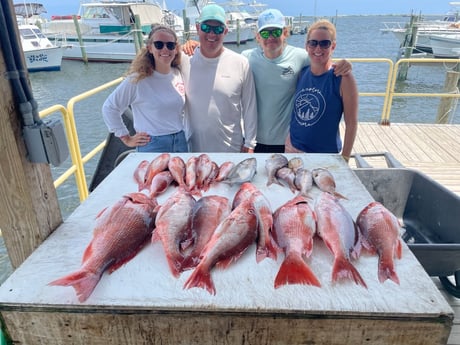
[294,87,326,127]
[175,82,185,96]
[281,66,295,76]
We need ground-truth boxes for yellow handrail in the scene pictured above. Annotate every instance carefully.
[39,58,460,206]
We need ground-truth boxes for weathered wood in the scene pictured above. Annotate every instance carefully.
[0,310,453,345]
[0,23,62,268]
[348,123,460,195]
[437,71,460,124]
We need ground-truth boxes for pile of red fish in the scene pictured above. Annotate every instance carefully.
[49,153,403,301]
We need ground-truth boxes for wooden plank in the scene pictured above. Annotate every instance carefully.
[0,49,62,268]
[0,310,453,345]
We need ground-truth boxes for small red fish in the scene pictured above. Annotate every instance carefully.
[312,167,347,200]
[214,161,235,183]
[133,159,150,191]
[273,196,320,288]
[142,153,170,191]
[168,156,187,190]
[149,170,174,197]
[185,156,198,194]
[315,192,367,288]
[183,199,258,295]
[152,188,196,278]
[48,193,158,302]
[356,201,403,284]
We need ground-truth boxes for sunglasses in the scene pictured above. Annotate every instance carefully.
[259,28,283,39]
[306,39,332,49]
[200,23,225,35]
[153,41,176,50]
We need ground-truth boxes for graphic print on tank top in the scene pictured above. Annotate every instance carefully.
[293,87,326,127]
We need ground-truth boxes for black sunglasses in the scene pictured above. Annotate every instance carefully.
[153,41,176,50]
[259,28,283,39]
[200,23,225,35]
[306,39,332,49]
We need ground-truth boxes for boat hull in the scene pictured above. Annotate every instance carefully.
[24,46,63,72]
[429,34,460,58]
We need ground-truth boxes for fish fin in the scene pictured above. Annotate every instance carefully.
[395,239,403,259]
[256,238,278,263]
[183,265,216,295]
[332,257,367,288]
[332,191,348,200]
[378,258,400,285]
[274,253,321,288]
[48,270,101,302]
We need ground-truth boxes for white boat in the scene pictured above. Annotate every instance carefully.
[14,2,64,72]
[42,1,184,62]
[381,1,460,53]
[429,33,460,57]
[18,24,64,72]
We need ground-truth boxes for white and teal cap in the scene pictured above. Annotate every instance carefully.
[198,4,227,26]
[257,9,285,32]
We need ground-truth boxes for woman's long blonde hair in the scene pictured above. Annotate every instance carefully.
[128,24,181,82]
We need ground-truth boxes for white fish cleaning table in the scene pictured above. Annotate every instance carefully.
[0,153,453,345]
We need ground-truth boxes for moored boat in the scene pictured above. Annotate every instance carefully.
[18,23,64,72]
[381,1,460,54]
[42,0,184,62]
[429,33,460,57]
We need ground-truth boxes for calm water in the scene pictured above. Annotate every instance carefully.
[1,15,459,283]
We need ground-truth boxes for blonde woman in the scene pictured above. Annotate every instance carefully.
[102,25,187,152]
[285,19,358,162]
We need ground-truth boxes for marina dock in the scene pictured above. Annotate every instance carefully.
[350,122,460,196]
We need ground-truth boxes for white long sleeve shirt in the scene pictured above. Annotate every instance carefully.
[102,68,185,137]
[181,48,258,152]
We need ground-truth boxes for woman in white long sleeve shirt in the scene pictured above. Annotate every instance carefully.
[102,25,188,152]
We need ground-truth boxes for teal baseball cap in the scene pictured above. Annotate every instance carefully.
[258,9,285,32]
[198,4,226,26]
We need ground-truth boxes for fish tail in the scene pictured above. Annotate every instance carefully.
[274,253,321,288]
[48,270,101,302]
[332,257,367,288]
[183,265,216,295]
[378,258,400,285]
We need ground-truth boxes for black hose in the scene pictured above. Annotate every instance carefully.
[0,1,41,125]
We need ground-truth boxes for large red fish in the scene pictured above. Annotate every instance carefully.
[48,193,158,302]
[183,199,258,295]
[181,195,232,270]
[272,196,321,288]
[233,182,278,262]
[356,201,403,284]
[314,192,367,288]
[151,188,195,277]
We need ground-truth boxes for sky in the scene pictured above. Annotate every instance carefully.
[31,0,447,18]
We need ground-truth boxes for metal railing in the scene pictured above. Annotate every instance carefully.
[39,58,460,204]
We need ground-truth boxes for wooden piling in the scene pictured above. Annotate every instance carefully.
[397,15,419,81]
[436,70,460,123]
[73,14,88,64]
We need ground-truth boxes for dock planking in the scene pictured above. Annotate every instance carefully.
[348,122,460,195]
